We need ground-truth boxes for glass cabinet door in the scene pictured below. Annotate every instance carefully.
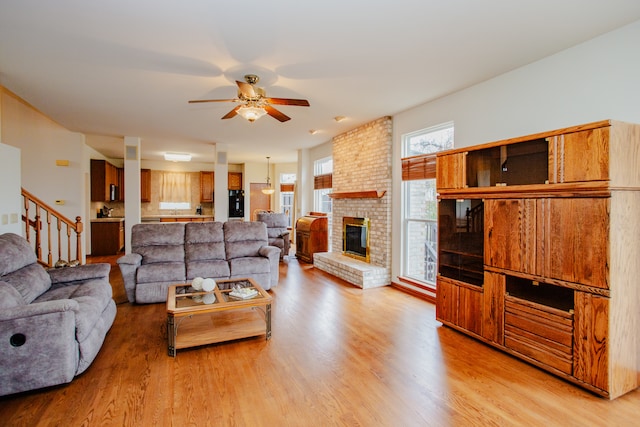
[438,199,484,286]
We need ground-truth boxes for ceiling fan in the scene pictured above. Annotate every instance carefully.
[188,74,310,122]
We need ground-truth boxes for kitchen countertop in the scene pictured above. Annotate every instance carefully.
[91,217,125,223]
[142,215,214,221]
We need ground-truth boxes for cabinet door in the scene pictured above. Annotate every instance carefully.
[546,198,609,288]
[200,171,214,202]
[140,169,151,203]
[436,279,459,325]
[436,152,466,190]
[228,172,242,190]
[482,271,505,344]
[458,286,483,335]
[117,168,125,202]
[485,199,539,274]
[548,127,609,184]
[573,291,609,392]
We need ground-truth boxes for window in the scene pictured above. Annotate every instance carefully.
[401,122,454,285]
[313,157,333,214]
[314,156,333,250]
[280,173,295,227]
[159,172,191,211]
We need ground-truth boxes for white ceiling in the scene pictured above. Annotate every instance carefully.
[2,1,640,164]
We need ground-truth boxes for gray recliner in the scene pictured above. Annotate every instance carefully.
[256,212,291,260]
[0,233,116,396]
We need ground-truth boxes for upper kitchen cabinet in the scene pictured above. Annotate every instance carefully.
[140,169,151,203]
[200,171,214,202]
[91,159,118,202]
[228,172,242,190]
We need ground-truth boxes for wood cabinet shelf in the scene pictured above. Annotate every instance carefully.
[328,190,386,199]
[436,119,640,400]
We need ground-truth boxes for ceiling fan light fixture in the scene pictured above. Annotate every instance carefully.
[164,152,192,162]
[237,105,267,122]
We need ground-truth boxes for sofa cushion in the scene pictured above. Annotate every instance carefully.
[1,263,52,304]
[35,279,113,342]
[0,281,26,308]
[185,222,226,261]
[131,223,185,264]
[136,262,185,284]
[0,233,38,276]
[224,221,268,259]
[229,257,270,276]
[137,245,185,264]
[186,260,230,280]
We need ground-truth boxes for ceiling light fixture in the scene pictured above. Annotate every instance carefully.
[334,115,346,122]
[309,129,318,135]
[237,104,268,122]
[164,152,192,162]
[261,156,275,195]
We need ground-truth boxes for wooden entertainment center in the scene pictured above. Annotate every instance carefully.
[435,119,640,399]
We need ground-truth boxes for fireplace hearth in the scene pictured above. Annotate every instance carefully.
[343,217,370,262]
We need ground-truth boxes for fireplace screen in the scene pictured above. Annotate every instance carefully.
[343,217,370,262]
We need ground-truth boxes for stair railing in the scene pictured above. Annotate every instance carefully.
[21,188,84,267]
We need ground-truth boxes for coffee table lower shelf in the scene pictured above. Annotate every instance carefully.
[168,307,271,356]
[166,279,272,357]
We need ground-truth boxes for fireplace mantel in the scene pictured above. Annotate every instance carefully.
[329,190,386,199]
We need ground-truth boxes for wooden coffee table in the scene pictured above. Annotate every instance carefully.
[166,278,272,357]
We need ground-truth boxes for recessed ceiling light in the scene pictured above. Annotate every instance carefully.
[334,116,346,122]
[164,152,192,162]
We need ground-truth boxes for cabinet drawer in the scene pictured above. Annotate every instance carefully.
[504,295,573,374]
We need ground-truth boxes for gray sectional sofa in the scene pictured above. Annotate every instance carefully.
[0,233,116,396]
[117,221,280,304]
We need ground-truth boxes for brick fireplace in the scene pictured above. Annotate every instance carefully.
[313,117,392,288]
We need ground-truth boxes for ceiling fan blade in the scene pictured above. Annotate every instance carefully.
[236,80,257,99]
[188,99,237,103]
[265,97,310,107]
[264,105,291,122]
[221,105,241,120]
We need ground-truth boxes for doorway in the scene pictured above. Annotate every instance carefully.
[250,183,271,220]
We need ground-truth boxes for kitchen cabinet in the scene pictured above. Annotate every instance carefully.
[140,169,151,203]
[91,159,118,202]
[228,172,242,190]
[91,220,124,255]
[200,171,214,202]
[117,167,125,202]
[435,119,640,399]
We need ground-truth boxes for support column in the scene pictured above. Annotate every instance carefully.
[123,137,141,253]
[214,144,229,221]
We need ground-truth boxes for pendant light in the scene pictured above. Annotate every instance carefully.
[262,156,275,195]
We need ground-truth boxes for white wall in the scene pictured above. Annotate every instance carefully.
[297,140,332,217]
[1,89,89,257]
[0,143,22,235]
[391,19,640,283]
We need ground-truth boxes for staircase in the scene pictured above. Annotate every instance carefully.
[21,188,84,267]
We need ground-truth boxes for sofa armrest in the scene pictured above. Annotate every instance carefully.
[0,299,79,396]
[259,245,280,289]
[259,245,281,259]
[48,263,110,285]
[117,253,142,266]
[0,299,79,322]
[117,253,142,304]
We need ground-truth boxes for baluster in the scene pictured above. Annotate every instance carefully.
[47,210,53,266]
[35,205,42,262]
[75,216,83,263]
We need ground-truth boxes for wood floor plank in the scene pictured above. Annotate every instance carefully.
[0,257,638,426]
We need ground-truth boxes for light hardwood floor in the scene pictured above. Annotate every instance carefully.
[0,256,638,426]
